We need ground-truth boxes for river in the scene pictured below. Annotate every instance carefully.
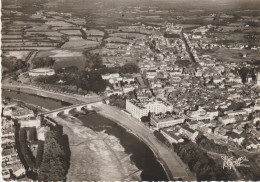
[2,89,71,110]
[2,89,168,180]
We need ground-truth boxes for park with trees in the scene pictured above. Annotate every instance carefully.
[173,139,237,180]
[34,61,140,94]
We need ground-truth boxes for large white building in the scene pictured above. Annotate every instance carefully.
[179,125,199,142]
[161,129,184,143]
[151,116,185,129]
[126,98,173,120]
[20,116,41,128]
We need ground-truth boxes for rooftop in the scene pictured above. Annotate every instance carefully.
[181,125,196,134]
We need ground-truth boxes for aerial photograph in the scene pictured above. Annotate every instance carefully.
[1,0,260,181]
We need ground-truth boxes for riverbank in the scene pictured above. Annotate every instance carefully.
[97,104,196,180]
[54,115,142,181]
[2,83,102,105]
[2,85,196,180]
[2,89,71,111]
[3,88,144,180]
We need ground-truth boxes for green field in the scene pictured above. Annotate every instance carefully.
[200,48,260,62]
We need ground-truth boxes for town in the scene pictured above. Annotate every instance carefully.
[2,0,260,181]
[1,98,70,180]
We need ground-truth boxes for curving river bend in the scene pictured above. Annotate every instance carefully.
[2,89,168,180]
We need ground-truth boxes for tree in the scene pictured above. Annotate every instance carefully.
[38,131,66,181]
[228,101,246,111]
[141,115,150,123]
[83,51,103,69]
[35,141,44,168]
[109,95,126,108]
[119,62,139,74]
[2,56,26,73]
[71,85,78,93]
[173,139,237,180]
[19,128,36,170]
[78,88,83,94]
[64,66,78,73]
[32,57,55,68]
[166,111,171,115]
[196,134,228,153]
[238,67,251,83]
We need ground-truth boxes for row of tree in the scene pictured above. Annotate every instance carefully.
[32,57,55,68]
[19,128,36,170]
[38,129,70,181]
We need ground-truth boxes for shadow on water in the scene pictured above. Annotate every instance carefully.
[73,111,168,181]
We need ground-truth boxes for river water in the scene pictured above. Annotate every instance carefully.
[2,89,168,180]
[2,89,71,110]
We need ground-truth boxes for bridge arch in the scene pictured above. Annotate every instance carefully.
[43,101,101,118]
[76,105,85,111]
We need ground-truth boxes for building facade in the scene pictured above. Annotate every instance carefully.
[126,98,173,120]
[151,117,185,129]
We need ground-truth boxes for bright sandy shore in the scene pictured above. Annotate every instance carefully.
[54,115,141,181]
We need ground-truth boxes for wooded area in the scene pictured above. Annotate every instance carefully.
[38,129,70,181]
[173,139,237,180]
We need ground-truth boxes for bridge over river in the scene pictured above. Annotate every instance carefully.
[43,100,103,117]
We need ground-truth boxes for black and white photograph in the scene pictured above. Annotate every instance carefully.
[1,0,260,181]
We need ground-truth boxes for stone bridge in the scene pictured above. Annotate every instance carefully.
[43,101,103,118]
